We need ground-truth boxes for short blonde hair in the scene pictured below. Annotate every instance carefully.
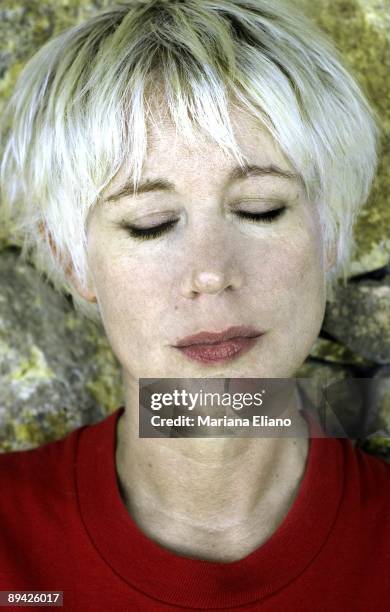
[0,0,379,324]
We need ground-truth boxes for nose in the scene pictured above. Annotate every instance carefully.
[179,230,243,299]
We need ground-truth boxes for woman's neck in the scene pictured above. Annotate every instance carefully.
[114,376,309,562]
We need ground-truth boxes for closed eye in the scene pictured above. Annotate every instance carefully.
[123,219,178,240]
[235,206,287,223]
[122,206,287,240]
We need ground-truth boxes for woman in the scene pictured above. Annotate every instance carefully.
[0,0,388,610]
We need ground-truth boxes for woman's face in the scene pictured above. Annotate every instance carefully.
[83,107,330,380]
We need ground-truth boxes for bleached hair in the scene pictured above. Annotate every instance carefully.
[0,0,379,324]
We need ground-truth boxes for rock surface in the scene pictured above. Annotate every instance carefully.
[323,274,390,364]
[297,0,390,274]
[0,250,123,451]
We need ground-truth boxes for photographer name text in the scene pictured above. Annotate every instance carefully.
[150,414,292,428]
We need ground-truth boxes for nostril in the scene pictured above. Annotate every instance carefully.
[179,259,243,298]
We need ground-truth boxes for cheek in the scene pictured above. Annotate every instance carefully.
[89,250,169,371]
[278,233,323,290]
[247,221,326,318]
[90,243,172,327]
[277,233,327,345]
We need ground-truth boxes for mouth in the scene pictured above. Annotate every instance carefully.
[173,326,264,365]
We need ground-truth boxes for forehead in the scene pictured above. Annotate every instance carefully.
[144,104,291,174]
[106,105,295,197]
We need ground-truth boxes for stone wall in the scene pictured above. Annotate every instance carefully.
[0,0,389,457]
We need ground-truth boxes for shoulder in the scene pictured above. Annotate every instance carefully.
[0,409,120,507]
[343,440,390,493]
[0,425,82,508]
[338,439,390,528]
[0,424,83,573]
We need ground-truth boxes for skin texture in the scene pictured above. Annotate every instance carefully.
[71,105,334,561]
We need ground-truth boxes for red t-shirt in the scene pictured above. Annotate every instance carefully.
[0,407,389,611]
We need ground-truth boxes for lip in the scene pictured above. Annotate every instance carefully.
[175,326,263,347]
[173,326,263,364]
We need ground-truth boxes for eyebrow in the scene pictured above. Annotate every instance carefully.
[104,164,299,203]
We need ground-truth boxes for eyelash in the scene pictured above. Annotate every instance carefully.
[125,219,179,240]
[124,206,287,240]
